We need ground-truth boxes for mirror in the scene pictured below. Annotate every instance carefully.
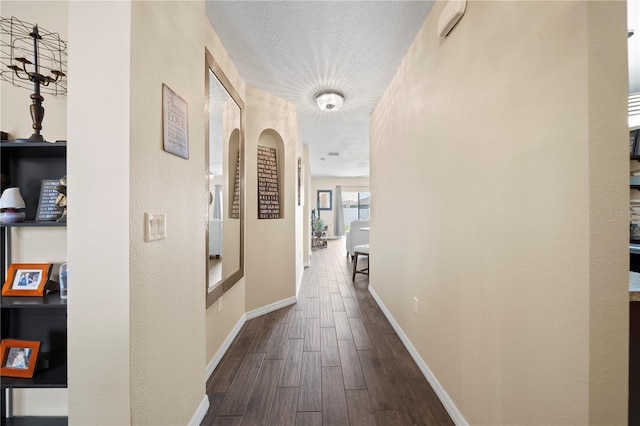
[205,49,244,308]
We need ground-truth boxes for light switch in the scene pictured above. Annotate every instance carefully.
[144,213,167,242]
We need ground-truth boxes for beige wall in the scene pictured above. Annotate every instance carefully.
[69,1,208,424]
[370,1,628,424]
[245,87,301,311]
[309,176,369,237]
[67,1,132,424]
[128,2,206,424]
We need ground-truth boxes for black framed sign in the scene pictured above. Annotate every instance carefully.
[36,179,64,221]
[317,189,332,211]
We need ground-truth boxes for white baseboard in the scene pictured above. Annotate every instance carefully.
[205,296,297,380]
[368,286,468,426]
[246,296,297,320]
[206,314,247,380]
[188,395,210,426]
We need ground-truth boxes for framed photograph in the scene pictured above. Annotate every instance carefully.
[633,129,640,156]
[162,83,189,159]
[0,339,41,378]
[317,189,332,211]
[2,263,52,297]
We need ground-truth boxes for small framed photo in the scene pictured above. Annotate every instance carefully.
[317,189,332,211]
[0,339,41,378]
[633,129,640,156]
[1,264,52,297]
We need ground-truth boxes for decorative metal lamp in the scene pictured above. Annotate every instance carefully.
[0,16,67,143]
[0,187,26,223]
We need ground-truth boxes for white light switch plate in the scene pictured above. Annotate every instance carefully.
[144,213,167,242]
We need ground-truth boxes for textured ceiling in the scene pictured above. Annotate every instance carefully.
[205,0,434,177]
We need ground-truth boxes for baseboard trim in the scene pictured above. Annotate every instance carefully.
[206,313,247,381]
[246,296,297,320]
[368,286,468,426]
[188,395,210,426]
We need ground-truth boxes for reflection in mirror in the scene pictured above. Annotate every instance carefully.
[206,51,244,307]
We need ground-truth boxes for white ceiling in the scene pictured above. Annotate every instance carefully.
[205,0,434,177]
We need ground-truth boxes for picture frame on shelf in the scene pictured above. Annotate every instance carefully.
[317,189,332,211]
[632,129,640,156]
[36,179,65,222]
[0,339,41,378]
[1,263,52,297]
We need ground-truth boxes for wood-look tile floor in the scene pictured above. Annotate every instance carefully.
[201,239,453,426]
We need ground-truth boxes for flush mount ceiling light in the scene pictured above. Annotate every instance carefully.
[315,91,344,112]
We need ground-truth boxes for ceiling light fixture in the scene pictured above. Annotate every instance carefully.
[315,91,344,112]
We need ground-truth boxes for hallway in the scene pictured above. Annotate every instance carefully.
[201,239,453,425]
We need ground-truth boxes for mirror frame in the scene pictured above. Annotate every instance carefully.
[205,48,245,308]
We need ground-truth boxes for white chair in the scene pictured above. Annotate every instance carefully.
[345,220,369,258]
[352,243,369,281]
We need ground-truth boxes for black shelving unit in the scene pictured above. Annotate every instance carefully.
[1,141,67,425]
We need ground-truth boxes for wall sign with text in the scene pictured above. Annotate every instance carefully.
[257,145,280,219]
[162,84,189,159]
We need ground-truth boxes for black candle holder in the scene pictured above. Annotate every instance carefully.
[0,16,67,143]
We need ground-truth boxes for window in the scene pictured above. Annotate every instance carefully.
[343,190,370,231]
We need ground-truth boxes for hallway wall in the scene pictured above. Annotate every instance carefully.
[244,87,303,312]
[68,1,207,424]
[370,1,628,424]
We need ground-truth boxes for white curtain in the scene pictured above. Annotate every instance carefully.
[213,184,222,219]
[334,185,345,236]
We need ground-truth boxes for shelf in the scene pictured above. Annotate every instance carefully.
[1,293,67,309]
[0,221,65,228]
[0,141,66,147]
[0,355,66,389]
[1,417,67,426]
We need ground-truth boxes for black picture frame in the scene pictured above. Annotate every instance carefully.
[36,179,65,222]
[632,129,640,157]
[317,190,332,211]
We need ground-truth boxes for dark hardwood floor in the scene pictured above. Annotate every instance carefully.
[202,239,453,426]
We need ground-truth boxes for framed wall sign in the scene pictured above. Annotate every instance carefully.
[317,189,332,211]
[36,179,65,221]
[162,83,189,159]
[257,145,281,219]
[297,157,304,206]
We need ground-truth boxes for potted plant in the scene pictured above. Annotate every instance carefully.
[312,216,326,237]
